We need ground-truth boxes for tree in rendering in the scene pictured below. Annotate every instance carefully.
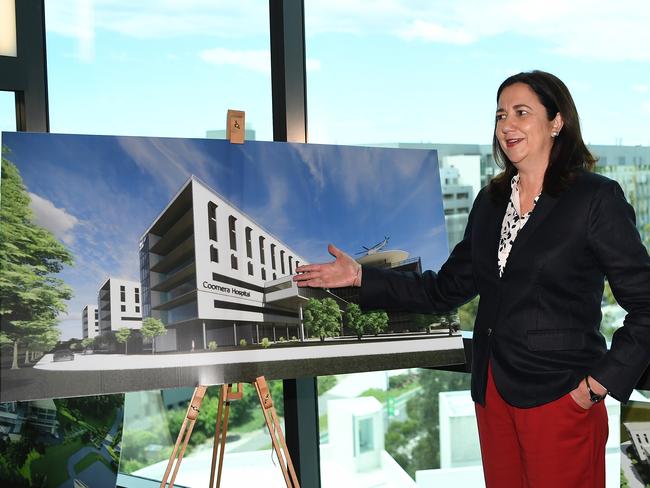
[303,298,341,341]
[22,324,60,364]
[116,327,132,355]
[0,153,73,369]
[141,317,166,354]
[345,303,365,340]
[364,311,389,336]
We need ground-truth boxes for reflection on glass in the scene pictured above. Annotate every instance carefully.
[0,396,123,487]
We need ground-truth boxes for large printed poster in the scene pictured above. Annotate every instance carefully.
[0,132,463,402]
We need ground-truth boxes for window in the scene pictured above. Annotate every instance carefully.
[288,256,293,275]
[270,243,276,270]
[247,262,253,276]
[208,202,218,241]
[259,236,266,264]
[0,91,15,132]
[44,4,273,139]
[357,417,374,454]
[135,306,140,313]
[229,216,237,250]
[280,250,285,274]
[120,285,126,302]
[210,244,219,263]
[121,305,126,312]
[307,3,647,484]
[261,268,266,280]
[245,226,253,258]
[231,254,238,270]
[135,288,140,304]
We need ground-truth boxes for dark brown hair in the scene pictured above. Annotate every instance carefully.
[489,70,596,200]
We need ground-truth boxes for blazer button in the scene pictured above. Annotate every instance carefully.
[487,328,492,336]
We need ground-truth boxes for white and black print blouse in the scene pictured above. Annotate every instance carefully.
[497,174,540,277]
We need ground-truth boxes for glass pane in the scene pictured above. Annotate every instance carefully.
[44,3,272,140]
[42,3,274,485]
[318,370,626,487]
[0,395,124,487]
[306,3,648,487]
[119,382,286,486]
[0,90,16,133]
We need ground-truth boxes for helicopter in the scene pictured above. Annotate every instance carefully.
[356,236,390,255]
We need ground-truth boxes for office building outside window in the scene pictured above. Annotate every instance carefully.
[305,3,647,486]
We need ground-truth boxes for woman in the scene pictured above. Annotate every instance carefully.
[294,70,650,487]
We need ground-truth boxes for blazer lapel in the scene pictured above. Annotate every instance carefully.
[482,196,508,280]
[504,192,560,270]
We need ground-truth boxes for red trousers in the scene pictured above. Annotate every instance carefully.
[475,364,608,488]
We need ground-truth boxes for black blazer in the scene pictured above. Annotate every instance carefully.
[360,170,650,407]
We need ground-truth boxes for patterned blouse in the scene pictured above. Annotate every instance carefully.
[497,174,541,277]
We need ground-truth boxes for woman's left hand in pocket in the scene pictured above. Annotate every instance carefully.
[569,381,594,410]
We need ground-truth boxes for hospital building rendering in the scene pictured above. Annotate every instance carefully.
[139,176,344,353]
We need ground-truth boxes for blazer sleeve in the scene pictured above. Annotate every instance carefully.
[359,189,481,314]
[588,180,650,403]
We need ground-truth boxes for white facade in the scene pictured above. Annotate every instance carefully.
[191,178,307,324]
[327,397,385,474]
[81,304,99,339]
[439,166,473,250]
[140,176,315,351]
[98,277,143,334]
[442,154,481,205]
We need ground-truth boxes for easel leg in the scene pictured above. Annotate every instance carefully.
[254,376,300,488]
[209,384,226,488]
[159,385,207,488]
[209,383,243,488]
[161,380,298,488]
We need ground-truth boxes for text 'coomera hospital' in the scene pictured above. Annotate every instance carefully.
[202,281,251,298]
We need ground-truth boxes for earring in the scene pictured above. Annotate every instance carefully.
[551,131,558,137]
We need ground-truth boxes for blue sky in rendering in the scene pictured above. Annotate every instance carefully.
[1,133,446,341]
[2,1,645,145]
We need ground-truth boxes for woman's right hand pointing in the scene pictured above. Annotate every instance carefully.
[293,244,362,288]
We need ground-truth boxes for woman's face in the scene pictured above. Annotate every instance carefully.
[495,82,562,171]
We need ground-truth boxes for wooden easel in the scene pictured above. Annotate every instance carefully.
[159,376,299,488]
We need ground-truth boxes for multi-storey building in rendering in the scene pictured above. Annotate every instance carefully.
[98,278,143,334]
[81,304,100,339]
[139,176,344,352]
